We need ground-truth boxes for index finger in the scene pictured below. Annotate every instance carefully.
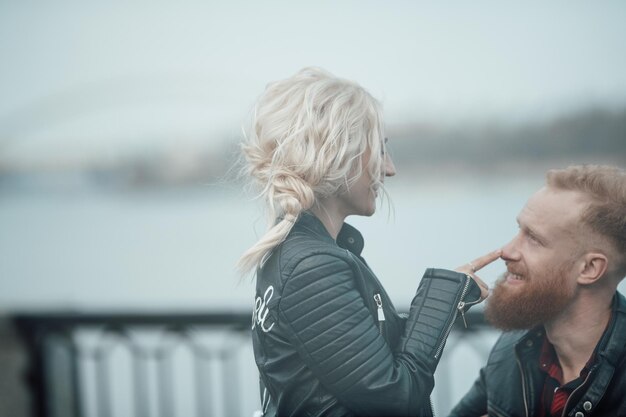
[469,249,502,272]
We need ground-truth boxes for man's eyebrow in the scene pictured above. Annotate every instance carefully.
[517,218,547,244]
[520,224,548,245]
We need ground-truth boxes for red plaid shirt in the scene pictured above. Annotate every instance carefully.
[537,337,594,417]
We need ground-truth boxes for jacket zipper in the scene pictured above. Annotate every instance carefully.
[434,275,472,359]
[516,355,530,417]
[262,387,270,414]
[457,291,482,328]
[560,369,594,417]
[373,293,385,334]
[375,290,435,416]
[345,251,387,335]
[350,252,437,416]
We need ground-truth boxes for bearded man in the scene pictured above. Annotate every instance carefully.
[450,165,626,417]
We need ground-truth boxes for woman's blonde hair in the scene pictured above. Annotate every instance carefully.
[238,67,386,274]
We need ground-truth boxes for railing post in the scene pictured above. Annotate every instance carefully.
[11,311,493,417]
[14,318,48,417]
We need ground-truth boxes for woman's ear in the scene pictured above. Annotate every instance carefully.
[577,252,608,285]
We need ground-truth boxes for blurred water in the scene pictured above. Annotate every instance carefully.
[2,175,624,312]
[0,176,518,310]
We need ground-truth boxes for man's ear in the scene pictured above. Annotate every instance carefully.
[577,252,608,285]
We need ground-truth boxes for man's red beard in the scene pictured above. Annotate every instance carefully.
[485,263,576,331]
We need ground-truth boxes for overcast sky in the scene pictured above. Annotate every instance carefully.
[1,1,626,164]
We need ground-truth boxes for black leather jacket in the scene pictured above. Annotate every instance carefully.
[449,292,626,417]
[251,212,482,417]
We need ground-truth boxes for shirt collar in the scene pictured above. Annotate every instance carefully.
[539,336,594,385]
[538,307,615,384]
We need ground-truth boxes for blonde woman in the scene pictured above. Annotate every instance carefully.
[240,67,499,417]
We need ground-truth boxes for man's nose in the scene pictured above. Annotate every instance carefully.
[501,234,521,262]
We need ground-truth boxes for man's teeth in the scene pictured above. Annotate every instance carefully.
[509,273,523,280]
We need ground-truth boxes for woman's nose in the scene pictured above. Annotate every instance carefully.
[384,154,396,177]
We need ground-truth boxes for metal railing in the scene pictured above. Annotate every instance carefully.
[13,311,496,417]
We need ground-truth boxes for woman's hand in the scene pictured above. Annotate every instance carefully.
[455,249,501,301]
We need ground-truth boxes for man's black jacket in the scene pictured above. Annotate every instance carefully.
[252,212,482,416]
[450,292,626,417]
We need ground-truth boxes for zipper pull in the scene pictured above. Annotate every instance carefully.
[458,301,468,328]
[373,293,385,321]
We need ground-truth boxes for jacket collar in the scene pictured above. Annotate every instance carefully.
[294,212,365,256]
[599,292,626,366]
[515,292,626,365]
[512,292,626,416]
[337,222,365,256]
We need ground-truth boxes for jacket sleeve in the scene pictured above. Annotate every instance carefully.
[448,368,488,417]
[278,254,481,417]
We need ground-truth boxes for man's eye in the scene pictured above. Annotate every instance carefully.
[528,234,541,245]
